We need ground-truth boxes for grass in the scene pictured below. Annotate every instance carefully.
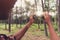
[0,22,59,40]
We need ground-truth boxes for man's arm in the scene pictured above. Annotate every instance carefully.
[13,16,34,40]
[43,11,60,40]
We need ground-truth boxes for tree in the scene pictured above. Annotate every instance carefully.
[8,11,12,32]
[57,0,60,32]
[34,0,41,29]
[15,6,18,28]
[41,0,48,36]
[5,20,7,30]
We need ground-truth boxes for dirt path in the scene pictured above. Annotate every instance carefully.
[21,34,49,40]
[21,30,50,40]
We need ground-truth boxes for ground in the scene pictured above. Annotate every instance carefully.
[0,23,58,40]
[21,30,50,40]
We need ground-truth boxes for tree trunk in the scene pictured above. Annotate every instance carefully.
[5,20,7,30]
[16,7,18,28]
[41,0,48,36]
[58,0,60,32]
[37,20,40,29]
[38,23,40,29]
[19,19,22,28]
[8,12,11,32]
[44,20,48,36]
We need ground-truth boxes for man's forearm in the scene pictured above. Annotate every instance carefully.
[13,20,34,40]
[47,22,60,40]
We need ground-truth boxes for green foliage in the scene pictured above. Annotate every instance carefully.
[0,22,58,35]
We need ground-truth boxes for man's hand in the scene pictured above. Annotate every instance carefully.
[43,11,51,23]
[29,16,34,23]
[43,11,60,40]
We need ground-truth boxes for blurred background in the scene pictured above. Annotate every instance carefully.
[0,0,60,40]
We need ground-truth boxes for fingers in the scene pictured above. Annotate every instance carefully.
[43,12,49,19]
[43,11,51,23]
[29,16,34,22]
[30,15,35,19]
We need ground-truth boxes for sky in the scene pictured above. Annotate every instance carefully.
[14,0,56,16]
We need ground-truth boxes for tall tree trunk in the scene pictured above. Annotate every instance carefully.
[35,0,37,11]
[41,0,48,36]
[56,0,58,27]
[19,15,21,28]
[44,20,48,36]
[5,20,7,30]
[38,23,40,29]
[35,0,40,29]
[58,0,60,32]
[8,13,11,32]
[37,20,40,29]
[16,7,18,28]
